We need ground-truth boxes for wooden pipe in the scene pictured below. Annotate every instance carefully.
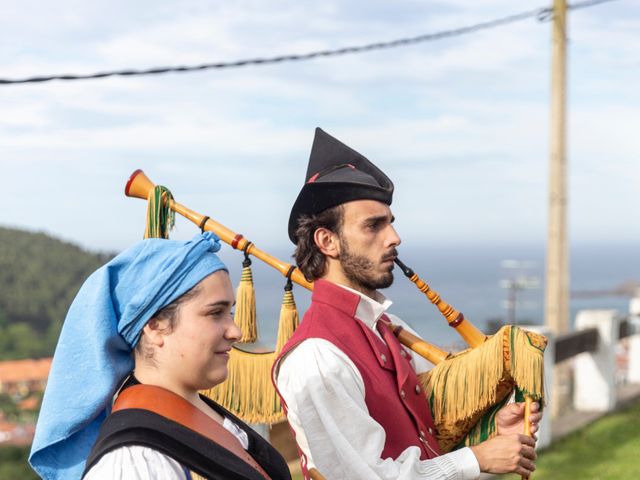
[308,468,326,480]
[126,169,312,290]
[522,396,533,480]
[125,169,450,365]
[394,258,487,348]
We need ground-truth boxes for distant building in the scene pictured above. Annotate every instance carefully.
[0,358,52,398]
[0,421,35,446]
[0,358,51,445]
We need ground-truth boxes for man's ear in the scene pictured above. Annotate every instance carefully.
[313,227,340,259]
[142,318,167,347]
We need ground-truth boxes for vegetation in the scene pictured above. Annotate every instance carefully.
[0,393,22,421]
[0,446,39,480]
[0,228,113,478]
[500,399,640,479]
[0,227,112,360]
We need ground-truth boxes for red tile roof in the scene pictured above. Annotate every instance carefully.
[0,358,52,383]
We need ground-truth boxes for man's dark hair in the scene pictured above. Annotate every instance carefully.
[294,205,344,281]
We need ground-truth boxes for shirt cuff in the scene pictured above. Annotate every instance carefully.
[446,447,480,480]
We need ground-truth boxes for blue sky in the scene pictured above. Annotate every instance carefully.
[1,0,638,253]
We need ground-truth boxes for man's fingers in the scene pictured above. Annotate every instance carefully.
[517,462,535,478]
[509,402,525,414]
[515,436,538,478]
[520,444,537,461]
[518,434,537,448]
[520,457,536,471]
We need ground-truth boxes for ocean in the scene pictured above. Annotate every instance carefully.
[217,243,639,351]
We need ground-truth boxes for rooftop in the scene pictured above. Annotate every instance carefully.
[0,358,52,384]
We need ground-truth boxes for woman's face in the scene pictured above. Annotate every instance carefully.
[159,270,241,392]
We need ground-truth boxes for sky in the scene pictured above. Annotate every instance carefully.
[1,0,638,254]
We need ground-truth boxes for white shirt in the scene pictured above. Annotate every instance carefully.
[84,417,249,480]
[274,284,481,480]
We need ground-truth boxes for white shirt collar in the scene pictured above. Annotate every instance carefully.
[336,283,393,330]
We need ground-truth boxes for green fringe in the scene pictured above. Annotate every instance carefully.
[144,185,175,239]
[456,393,510,449]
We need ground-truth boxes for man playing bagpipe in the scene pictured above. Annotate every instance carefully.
[273,128,542,479]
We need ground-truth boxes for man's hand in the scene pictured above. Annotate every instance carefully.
[496,401,542,437]
[470,434,537,477]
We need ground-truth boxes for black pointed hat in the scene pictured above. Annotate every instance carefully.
[288,128,394,243]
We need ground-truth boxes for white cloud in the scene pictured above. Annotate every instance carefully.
[0,0,637,250]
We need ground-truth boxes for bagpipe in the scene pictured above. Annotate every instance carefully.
[125,169,546,459]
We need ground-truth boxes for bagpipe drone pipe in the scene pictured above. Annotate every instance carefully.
[125,169,546,455]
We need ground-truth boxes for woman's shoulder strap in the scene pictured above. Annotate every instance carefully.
[83,408,269,480]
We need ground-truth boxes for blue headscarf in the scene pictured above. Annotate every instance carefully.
[29,232,227,480]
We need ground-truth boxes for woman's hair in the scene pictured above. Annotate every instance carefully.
[134,284,202,360]
[294,205,344,281]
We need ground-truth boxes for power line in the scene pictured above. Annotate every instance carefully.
[0,0,620,86]
[568,0,620,10]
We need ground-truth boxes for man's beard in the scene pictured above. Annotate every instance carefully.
[339,237,396,292]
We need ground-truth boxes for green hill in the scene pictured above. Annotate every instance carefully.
[499,399,640,479]
[0,227,112,360]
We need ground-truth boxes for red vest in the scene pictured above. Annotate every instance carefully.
[275,279,441,470]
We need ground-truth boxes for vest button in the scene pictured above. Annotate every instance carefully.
[400,389,406,399]
[380,354,387,363]
[415,384,421,394]
[428,427,434,435]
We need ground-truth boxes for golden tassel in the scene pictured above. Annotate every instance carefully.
[234,257,257,343]
[276,283,299,354]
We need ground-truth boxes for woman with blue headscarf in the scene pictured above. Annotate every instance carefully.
[29,232,291,480]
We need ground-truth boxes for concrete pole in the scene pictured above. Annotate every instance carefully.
[545,0,569,417]
[545,0,569,336]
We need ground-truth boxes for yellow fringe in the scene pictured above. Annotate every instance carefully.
[421,326,546,452]
[204,348,283,424]
[203,288,300,424]
[425,328,506,425]
[235,265,257,343]
[511,327,546,401]
[424,325,546,426]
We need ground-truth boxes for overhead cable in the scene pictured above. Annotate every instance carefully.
[0,0,620,86]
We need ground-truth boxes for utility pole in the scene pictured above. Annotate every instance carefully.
[545,0,569,336]
[545,0,569,417]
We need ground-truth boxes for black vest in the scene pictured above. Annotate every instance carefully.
[83,390,291,480]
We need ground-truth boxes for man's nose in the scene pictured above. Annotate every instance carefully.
[387,225,401,247]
